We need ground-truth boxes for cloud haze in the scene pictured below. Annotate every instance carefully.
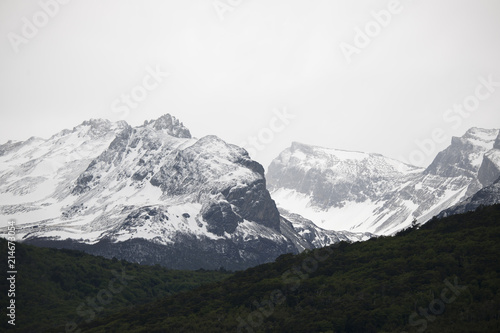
[1,0,499,168]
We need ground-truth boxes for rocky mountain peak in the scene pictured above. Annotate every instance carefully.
[53,118,129,141]
[267,142,417,216]
[80,118,111,127]
[462,127,499,141]
[268,128,500,235]
[146,114,191,139]
[425,128,499,178]
[290,141,314,153]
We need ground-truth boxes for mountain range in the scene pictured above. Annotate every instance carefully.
[0,115,367,270]
[1,115,499,269]
[268,127,500,234]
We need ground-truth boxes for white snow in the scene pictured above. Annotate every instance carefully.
[270,187,381,233]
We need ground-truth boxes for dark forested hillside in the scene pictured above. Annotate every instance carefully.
[80,205,500,332]
[0,240,231,333]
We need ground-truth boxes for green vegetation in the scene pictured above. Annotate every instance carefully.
[2,205,499,332]
[0,240,231,332]
[79,204,500,332]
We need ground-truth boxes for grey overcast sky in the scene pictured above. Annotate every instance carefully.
[1,0,500,169]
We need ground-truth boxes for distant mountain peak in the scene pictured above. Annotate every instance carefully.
[464,126,498,138]
[145,114,191,138]
[45,118,129,142]
[268,127,500,235]
[425,127,499,178]
[80,118,111,127]
[457,127,499,149]
[2,114,326,270]
[290,141,366,156]
[273,141,415,178]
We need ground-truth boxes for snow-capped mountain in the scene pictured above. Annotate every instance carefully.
[437,176,500,218]
[424,128,500,195]
[438,134,500,217]
[0,119,128,212]
[0,114,365,270]
[279,208,372,252]
[267,128,500,235]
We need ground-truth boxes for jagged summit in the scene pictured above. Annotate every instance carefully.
[0,114,335,270]
[268,141,419,205]
[80,118,112,127]
[464,127,499,140]
[144,114,191,138]
[3,115,499,269]
[268,128,500,235]
[425,127,499,178]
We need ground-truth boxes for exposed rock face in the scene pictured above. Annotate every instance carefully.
[438,177,500,218]
[268,142,418,210]
[477,132,500,187]
[495,132,500,150]
[148,114,191,138]
[478,151,500,187]
[268,128,500,235]
[0,114,358,270]
[3,115,497,268]
[424,128,498,178]
[278,208,373,251]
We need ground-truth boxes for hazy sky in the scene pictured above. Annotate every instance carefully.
[1,0,500,168]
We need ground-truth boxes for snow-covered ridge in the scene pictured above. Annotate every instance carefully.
[0,113,275,236]
[0,114,359,270]
[278,141,420,175]
[438,176,500,218]
[425,128,499,177]
[268,128,500,235]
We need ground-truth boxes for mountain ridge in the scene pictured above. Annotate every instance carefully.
[2,115,499,269]
[267,127,500,235]
[0,114,367,270]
